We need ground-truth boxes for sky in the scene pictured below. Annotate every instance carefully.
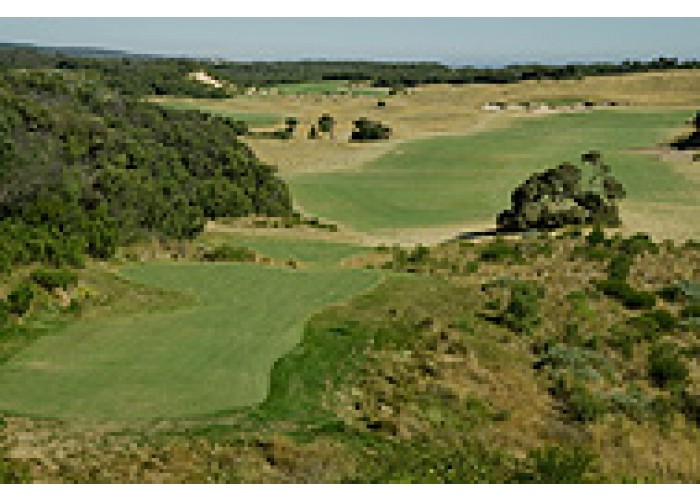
[0,18,699,66]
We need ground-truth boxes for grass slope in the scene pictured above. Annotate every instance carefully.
[289,109,696,231]
[197,233,365,267]
[0,264,378,420]
[154,99,281,127]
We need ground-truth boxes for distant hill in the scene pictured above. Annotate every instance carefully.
[0,41,167,59]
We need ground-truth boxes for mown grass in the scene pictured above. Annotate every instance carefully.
[289,109,696,231]
[0,263,378,420]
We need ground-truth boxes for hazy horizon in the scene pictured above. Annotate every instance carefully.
[0,18,698,66]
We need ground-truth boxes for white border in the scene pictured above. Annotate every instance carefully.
[1,2,700,17]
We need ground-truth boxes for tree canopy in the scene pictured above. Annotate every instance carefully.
[497,152,626,232]
[0,68,292,271]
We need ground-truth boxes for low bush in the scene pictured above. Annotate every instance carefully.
[680,303,700,320]
[648,342,689,390]
[201,244,257,263]
[628,309,677,340]
[0,300,9,328]
[572,244,612,261]
[564,384,609,422]
[619,233,659,256]
[596,280,656,310]
[502,281,543,334]
[510,446,598,483]
[7,283,34,317]
[29,267,78,291]
[657,284,685,303]
[479,239,524,263]
[607,253,633,281]
[585,225,607,247]
[350,117,391,141]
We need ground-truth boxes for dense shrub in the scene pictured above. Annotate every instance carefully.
[619,233,659,256]
[563,384,609,422]
[510,446,598,483]
[201,244,257,263]
[596,280,656,310]
[0,300,9,328]
[479,239,524,263]
[7,283,34,316]
[502,281,543,334]
[628,310,678,341]
[680,303,700,320]
[350,117,391,141]
[648,343,689,389]
[0,69,293,272]
[607,253,634,281]
[585,225,607,246]
[30,267,78,291]
[657,284,685,303]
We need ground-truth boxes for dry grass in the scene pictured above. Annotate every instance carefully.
[157,70,700,244]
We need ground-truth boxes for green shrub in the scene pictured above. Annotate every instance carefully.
[680,303,700,320]
[596,280,656,310]
[201,244,257,263]
[585,225,607,246]
[572,242,612,261]
[511,446,598,483]
[619,233,658,256]
[648,343,689,389]
[350,117,391,141]
[29,267,78,291]
[479,239,524,263]
[607,253,633,281]
[628,309,677,340]
[0,300,9,328]
[502,281,543,334]
[657,284,685,303]
[7,283,34,316]
[407,245,430,264]
[0,452,30,483]
[565,385,609,422]
[0,251,10,275]
[679,390,699,426]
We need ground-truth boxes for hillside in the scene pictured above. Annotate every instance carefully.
[0,45,698,484]
[0,68,292,271]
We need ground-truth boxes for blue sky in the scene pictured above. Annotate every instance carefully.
[1,18,698,65]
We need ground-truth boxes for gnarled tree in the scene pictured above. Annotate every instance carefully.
[497,152,626,232]
[671,111,700,150]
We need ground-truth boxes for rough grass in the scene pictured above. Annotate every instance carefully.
[196,232,366,267]
[0,263,379,420]
[289,109,697,232]
[271,81,387,96]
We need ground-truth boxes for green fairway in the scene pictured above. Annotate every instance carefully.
[289,109,697,231]
[198,233,366,266]
[155,100,281,126]
[0,264,378,420]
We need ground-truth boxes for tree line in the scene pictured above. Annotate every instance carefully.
[1,45,698,98]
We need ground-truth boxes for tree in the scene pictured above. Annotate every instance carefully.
[350,117,391,141]
[308,124,318,140]
[317,113,335,139]
[497,152,626,232]
[671,111,700,150]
